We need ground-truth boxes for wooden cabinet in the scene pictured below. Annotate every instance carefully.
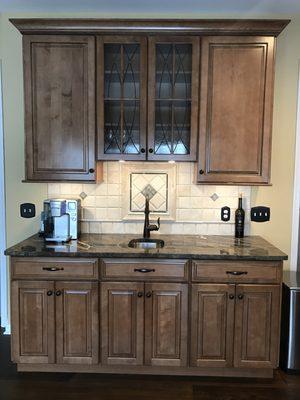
[190,284,235,368]
[101,281,188,367]
[197,36,275,184]
[11,280,99,365]
[23,35,98,182]
[11,280,55,364]
[101,282,144,365]
[147,37,199,161]
[234,284,281,368]
[191,283,281,369]
[97,36,147,160]
[144,283,188,366]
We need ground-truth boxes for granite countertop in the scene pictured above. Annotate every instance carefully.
[4,233,288,261]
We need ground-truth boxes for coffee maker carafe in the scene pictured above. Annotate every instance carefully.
[40,199,81,242]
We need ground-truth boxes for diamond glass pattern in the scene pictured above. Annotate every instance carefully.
[104,43,141,154]
[154,43,192,155]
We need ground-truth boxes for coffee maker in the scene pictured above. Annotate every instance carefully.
[40,199,81,242]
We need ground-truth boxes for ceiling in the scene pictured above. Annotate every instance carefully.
[0,0,299,15]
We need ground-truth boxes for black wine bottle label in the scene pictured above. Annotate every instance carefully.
[235,196,245,238]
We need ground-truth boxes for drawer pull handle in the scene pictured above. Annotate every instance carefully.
[47,290,53,296]
[42,267,64,272]
[146,292,152,298]
[226,271,248,276]
[229,294,235,300]
[137,292,143,298]
[55,290,62,296]
[238,294,244,300]
[134,268,155,273]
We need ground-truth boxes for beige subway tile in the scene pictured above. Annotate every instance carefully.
[112,222,125,234]
[48,183,61,197]
[177,209,202,221]
[178,197,191,209]
[101,222,114,233]
[183,223,196,234]
[80,222,90,233]
[95,196,108,208]
[196,223,208,235]
[96,208,107,220]
[82,196,96,207]
[178,162,192,174]
[95,183,107,196]
[171,223,184,234]
[107,161,121,174]
[216,185,239,197]
[107,208,121,220]
[82,184,97,195]
[177,184,191,197]
[83,208,97,220]
[107,172,120,184]
[207,224,220,235]
[177,172,191,185]
[190,197,205,209]
[190,185,205,197]
[89,222,101,234]
[107,183,120,195]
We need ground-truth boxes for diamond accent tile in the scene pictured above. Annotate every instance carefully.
[130,173,168,213]
[142,184,157,200]
[79,191,87,200]
[210,193,219,202]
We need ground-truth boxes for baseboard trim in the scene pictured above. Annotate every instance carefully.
[17,363,274,378]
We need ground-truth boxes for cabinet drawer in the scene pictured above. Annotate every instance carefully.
[101,259,189,281]
[11,258,98,280]
[192,261,282,284]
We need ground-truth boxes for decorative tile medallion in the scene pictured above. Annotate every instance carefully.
[210,193,219,202]
[130,173,168,213]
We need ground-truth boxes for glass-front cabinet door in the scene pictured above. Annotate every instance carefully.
[97,36,147,160]
[148,37,199,161]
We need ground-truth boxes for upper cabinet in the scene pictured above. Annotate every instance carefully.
[23,35,98,182]
[97,36,147,160]
[147,37,199,161]
[12,19,289,184]
[197,36,275,184]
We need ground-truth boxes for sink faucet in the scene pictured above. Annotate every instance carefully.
[143,197,160,239]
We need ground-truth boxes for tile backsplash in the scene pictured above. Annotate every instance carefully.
[48,162,251,236]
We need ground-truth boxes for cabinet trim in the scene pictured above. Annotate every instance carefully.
[10,19,290,37]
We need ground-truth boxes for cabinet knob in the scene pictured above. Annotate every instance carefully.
[140,148,146,153]
[199,169,204,175]
[89,168,95,173]
[148,148,154,154]
[47,290,53,296]
[137,292,143,298]
[238,294,244,300]
[146,291,152,298]
[55,290,62,296]
[229,294,235,300]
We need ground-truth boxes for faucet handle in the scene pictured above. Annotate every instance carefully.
[157,217,160,229]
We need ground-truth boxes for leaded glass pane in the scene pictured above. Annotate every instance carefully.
[104,43,141,155]
[154,43,192,155]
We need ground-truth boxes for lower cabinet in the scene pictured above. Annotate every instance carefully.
[191,283,281,369]
[101,282,188,367]
[11,280,99,365]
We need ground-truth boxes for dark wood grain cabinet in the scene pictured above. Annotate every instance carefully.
[191,283,281,369]
[101,281,188,367]
[11,280,99,365]
[23,35,98,182]
[9,256,284,377]
[13,20,288,183]
[197,36,275,184]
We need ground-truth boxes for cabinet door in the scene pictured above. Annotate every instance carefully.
[234,284,281,368]
[148,36,199,161]
[101,282,144,365]
[55,281,99,365]
[144,283,188,366]
[11,281,55,364]
[190,284,235,367]
[23,35,97,181]
[197,36,275,184]
[97,36,147,160]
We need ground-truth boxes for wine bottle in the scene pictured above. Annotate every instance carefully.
[235,194,245,238]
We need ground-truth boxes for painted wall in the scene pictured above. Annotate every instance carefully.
[0,11,299,264]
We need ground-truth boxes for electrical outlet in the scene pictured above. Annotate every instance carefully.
[20,203,36,218]
[221,206,231,222]
[251,206,270,222]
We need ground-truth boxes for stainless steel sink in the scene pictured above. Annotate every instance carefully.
[128,238,165,249]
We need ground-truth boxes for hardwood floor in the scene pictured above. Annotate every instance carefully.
[0,334,300,400]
